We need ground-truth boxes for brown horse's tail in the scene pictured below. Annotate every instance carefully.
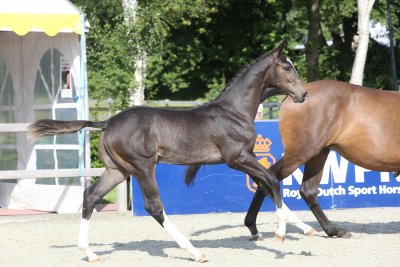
[184,165,201,187]
[27,119,107,141]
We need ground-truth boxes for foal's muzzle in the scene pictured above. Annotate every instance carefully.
[293,91,308,103]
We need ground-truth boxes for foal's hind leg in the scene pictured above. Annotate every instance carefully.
[78,133,129,261]
[78,167,128,261]
[133,165,206,262]
[300,150,352,238]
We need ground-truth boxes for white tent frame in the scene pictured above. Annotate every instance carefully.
[0,0,105,213]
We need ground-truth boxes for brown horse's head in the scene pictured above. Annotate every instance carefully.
[265,41,308,103]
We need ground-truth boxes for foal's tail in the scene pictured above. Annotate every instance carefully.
[27,119,107,141]
[184,165,201,187]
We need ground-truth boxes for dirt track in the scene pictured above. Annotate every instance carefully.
[1,207,400,267]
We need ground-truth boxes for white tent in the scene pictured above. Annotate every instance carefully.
[0,0,90,213]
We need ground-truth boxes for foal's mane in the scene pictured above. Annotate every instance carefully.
[211,50,277,102]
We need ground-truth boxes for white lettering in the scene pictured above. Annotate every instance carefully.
[280,152,397,186]
[380,172,390,182]
[355,166,370,183]
[379,185,400,194]
[317,186,346,197]
[283,188,302,199]
[321,152,348,185]
[348,186,377,197]
[283,168,303,186]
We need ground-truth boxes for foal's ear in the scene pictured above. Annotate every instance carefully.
[273,40,287,57]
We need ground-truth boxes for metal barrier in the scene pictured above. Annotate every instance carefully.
[0,123,104,180]
[132,121,400,216]
[0,123,129,210]
[0,101,280,212]
[0,168,105,180]
[90,100,281,120]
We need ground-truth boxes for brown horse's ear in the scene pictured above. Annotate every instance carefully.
[273,40,287,57]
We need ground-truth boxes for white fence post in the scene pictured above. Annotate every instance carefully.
[117,180,128,211]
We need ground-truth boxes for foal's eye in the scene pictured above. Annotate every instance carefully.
[283,66,291,72]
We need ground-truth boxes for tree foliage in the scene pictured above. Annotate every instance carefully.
[142,0,297,100]
[70,0,400,169]
[73,0,400,104]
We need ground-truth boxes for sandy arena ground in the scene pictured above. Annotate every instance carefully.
[0,207,400,267]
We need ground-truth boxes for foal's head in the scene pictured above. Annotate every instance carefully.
[265,41,308,103]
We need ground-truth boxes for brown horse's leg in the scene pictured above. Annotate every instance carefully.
[300,149,352,238]
[244,160,283,240]
[244,186,270,240]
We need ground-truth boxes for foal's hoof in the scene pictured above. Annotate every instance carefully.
[275,233,285,243]
[305,228,318,236]
[88,255,100,262]
[196,254,208,263]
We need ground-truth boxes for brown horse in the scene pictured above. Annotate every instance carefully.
[245,79,400,240]
[27,42,308,262]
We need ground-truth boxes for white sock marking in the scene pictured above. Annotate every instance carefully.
[78,218,99,262]
[162,210,205,262]
[281,202,314,234]
[275,207,287,238]
[275,202,315,237]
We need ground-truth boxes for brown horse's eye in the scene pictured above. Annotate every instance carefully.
[283,66,291,72]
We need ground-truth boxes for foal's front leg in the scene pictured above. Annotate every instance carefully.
[225,151,289,239]
[245,186,316,241]
[245,187,315,241]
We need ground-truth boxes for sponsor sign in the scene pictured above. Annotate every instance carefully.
[131,121,400,216]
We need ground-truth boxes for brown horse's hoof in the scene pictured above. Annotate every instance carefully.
[196,254,208,263]
[333,228,352,239]
[275,233,285,243]
[339,232,352,239]
[305,228,318,236]
[328,228,352,239]
[249,233,264,241]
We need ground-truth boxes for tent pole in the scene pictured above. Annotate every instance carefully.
[79,13,90,190]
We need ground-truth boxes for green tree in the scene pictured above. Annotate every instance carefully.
[142,0,297,100]
[74,0,400,101]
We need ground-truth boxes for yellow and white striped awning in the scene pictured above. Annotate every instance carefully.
[0,0,83,36]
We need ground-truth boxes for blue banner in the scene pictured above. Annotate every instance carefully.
[132,121,400,216]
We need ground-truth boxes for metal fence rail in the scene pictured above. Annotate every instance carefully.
[0,123,128,210]
[89,99,281,120]
[0,100,281,211]
[0,123,102,180]
[0,168,105,180]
